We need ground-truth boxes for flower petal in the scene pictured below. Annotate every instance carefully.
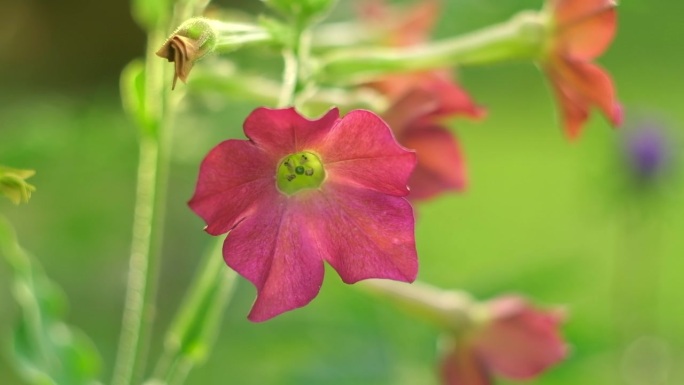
[557,58,621,124]
[440,345,492,385]
[321,110,417,196]
[547,69,590,139]
[553,0,616,28]
[243,107,340,157]
[557,6,616,60]
[546,58,621,138]
[188,140,276,235]
[402,124,467,200]
[222,193,325,322]
[473,296,567,379]
[306,182,417,283]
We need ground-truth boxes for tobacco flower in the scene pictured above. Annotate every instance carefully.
[189,107,418,321]
[440,296,566,384]
[541,0,622,139]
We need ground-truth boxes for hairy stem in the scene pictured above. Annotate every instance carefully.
[316,10,546,84]
[112,28,171,385]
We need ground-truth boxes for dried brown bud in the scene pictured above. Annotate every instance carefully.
[156,18,217,90]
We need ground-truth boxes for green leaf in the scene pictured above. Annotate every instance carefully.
[0,215,103,385]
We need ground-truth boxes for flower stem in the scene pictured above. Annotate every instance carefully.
[148,237,237,385]
[277,20,317,109]
[112,29,171,385]
[316,10,546,84]
[277,48,299,108]
[360,280,477,333]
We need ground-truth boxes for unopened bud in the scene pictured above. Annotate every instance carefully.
[0,166,36,204]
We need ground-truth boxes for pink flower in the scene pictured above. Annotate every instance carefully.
[189,107,418,322]
[440,296,567,385]
[380,71,484,200]
[542,0,622,139]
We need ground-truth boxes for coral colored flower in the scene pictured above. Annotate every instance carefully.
[189,107,418,322]
[381,71,484,200]
[440,296,567,385]
[357,0,484,200]
[542,0,622,139]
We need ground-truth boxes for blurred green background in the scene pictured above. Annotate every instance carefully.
[1,0,683,384]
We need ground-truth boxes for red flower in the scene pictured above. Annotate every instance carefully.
[189,108,418,322]
[542,0,622,139]
[381,71,484,200]
[440,296,567,385]
[358,0,485,200]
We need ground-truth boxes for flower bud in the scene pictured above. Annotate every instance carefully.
[156,18,218,90]
[0,166,36,204]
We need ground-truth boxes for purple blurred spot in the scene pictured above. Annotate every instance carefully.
[624,124,670,180]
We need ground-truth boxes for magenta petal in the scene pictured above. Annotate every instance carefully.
[243,107,340,157]
[307,182,417,283]
[223,194,325,322]
[473,296,567,379]
[321,110,417,196]
[188,140,275,235]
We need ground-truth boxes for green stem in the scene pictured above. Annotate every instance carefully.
[612,210,663,342]
[189,67,387,111]
[278,48,299,108]
[360,280,477,334]
[316,10,546,84]
[112,29,170,385]
[148,237,237,385]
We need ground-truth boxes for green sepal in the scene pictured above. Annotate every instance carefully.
[0,216,103,385]
[0,166,36,204]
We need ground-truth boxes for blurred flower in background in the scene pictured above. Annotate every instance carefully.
[439,295,566,385]
[358,0,485,201]
[540,0,621,139]
[622,121,674,184]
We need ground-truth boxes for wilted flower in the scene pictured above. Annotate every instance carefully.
[440,295,567,385]
[189,107,418,322]
[541,0,622,139]
[156,18,218,89]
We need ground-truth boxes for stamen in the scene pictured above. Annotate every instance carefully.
[276,151,326,195]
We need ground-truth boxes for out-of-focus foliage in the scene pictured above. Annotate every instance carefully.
[0,217,102,385]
